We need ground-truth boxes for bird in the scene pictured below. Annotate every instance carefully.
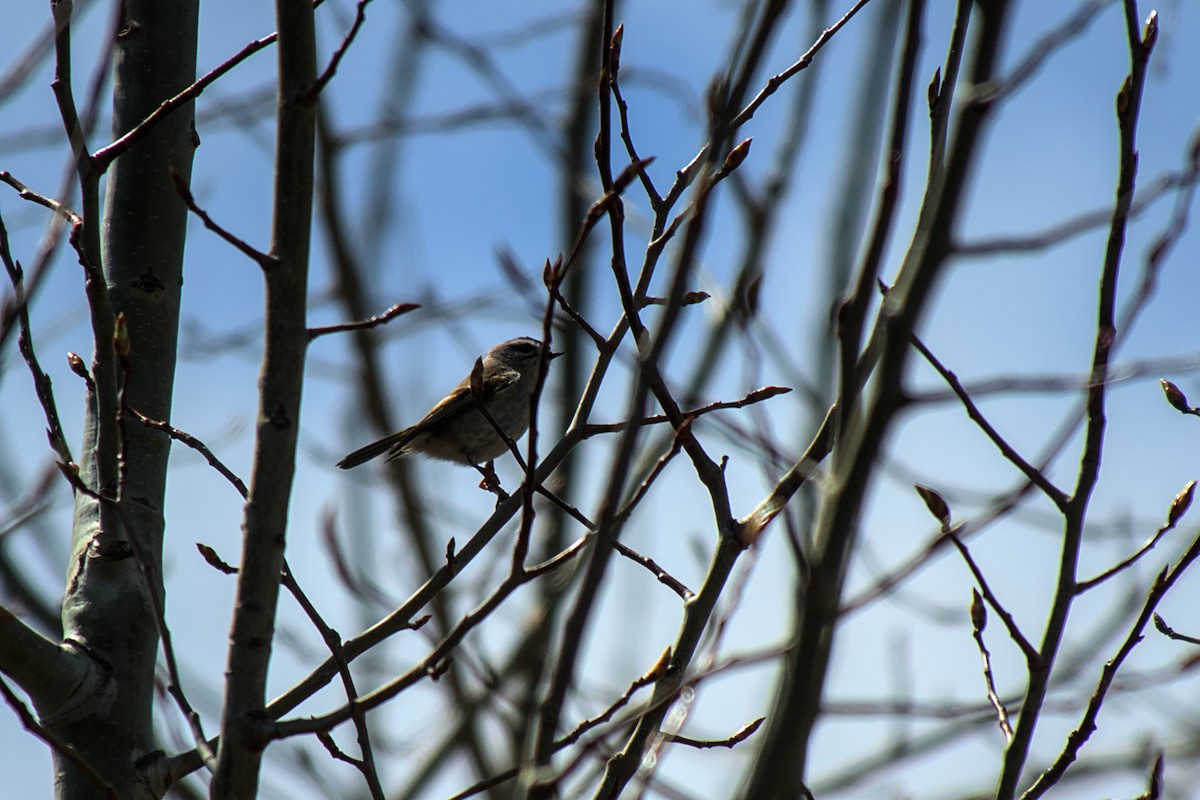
[337,337,557,470]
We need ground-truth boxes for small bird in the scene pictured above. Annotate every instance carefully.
[338,337,557,470]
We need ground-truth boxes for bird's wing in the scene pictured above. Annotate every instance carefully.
[412,367,521,433]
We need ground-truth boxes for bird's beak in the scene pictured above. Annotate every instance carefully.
[549,350,563,360]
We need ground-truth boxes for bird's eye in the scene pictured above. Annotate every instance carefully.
[512,339,539,356]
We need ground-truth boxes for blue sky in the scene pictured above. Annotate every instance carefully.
[2,0,1200,797]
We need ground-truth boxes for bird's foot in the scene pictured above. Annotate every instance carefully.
[475,461,508,503]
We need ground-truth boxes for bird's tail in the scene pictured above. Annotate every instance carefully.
[337,430,412,469]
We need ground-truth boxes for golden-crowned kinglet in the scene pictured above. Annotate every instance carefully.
[337,337,559,469]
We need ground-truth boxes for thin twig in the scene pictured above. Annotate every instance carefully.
[267,534,591,741]
[999,9,1157,794]
[170,170,275,268]
[125,397,384,796]
[306,302,419,341]
[90,1,334,170]
[611,540,693,601]
[966,0,1112,107]
[1152,614,1200,647]
[911,333,1069,511]
[282,562,386,800]
[303,0,376,102]
[1022,528,1200,799]
[968,589,1014,742]
[580,385,791,438]
[663,716,764,750]
[0,213,75,466]
[608,25,662,208]
[0,171,83,225]
[615,417,691,524]
[730,0,876,130]
[947,532,1041,668]
[1076,480,1195,593]
[528,485,694,600]
[125,407,248,498]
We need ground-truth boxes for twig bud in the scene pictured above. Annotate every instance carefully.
[1160,379,1193,413]
[1167,480,1196,529]
[196,542,238,575]
[970,588,987,633]
[113,312,131,358]
[927,67,942,114]
[1116,74,1133,118]
[915,484,951,529]
[609,24,624,75]
[1143,10,1158,53]
[66,351,89,380]
[722,138,752,173]
[745,385,792,403]
[646,647,671,680]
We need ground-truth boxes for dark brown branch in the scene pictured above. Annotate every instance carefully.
[171,170,275,268]
[611,540,693,601]
[281,562,385,800]
[303,0,375,102]
[616,417,690,525]
[608,25,662,208]
[306,302,419,341]
[580,385,791,439]
[126,407,248,498]
[911,333,1069,511]
[663,716,764,750]
[527,486,694,601]
[0,212,75,466]
[730,0,876,130]
[1152,614,1200,647]
[92,15,297,170]
[1023,527,1200,798]
[1076,480,1195,593]
[948,532,1041,668]
[267,534,591,741]
[968,589,1014,742]
[998,8,1157,794]
[550,278,606,349]
[0,171,83,225]
[316,731,363,769]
